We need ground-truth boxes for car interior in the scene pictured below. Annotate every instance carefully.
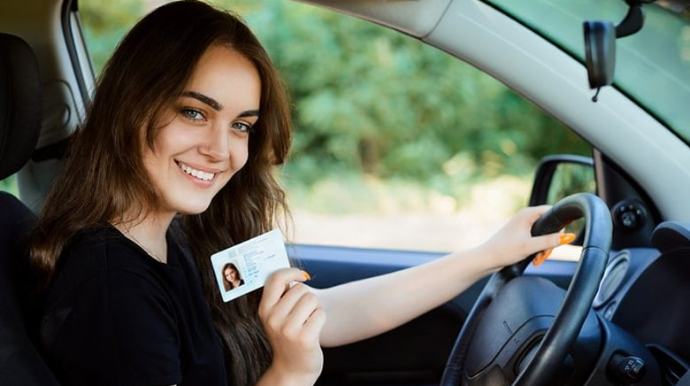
[1,0,690,385]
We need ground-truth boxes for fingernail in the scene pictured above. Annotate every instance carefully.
[302,270,311,281]
[560,233,576,245]
[533,249,553,267]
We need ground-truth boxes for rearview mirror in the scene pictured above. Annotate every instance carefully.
[584,21,616,90]
[583,0,654,101]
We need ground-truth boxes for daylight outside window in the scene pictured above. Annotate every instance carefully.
[74,0,592,256]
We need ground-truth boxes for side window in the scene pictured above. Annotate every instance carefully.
[0,175,18,196]
[79,0,148,74]
[79,0,591,257]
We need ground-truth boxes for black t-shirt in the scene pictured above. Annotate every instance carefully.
[40,225,228,386]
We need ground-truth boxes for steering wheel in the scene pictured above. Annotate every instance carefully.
[440,193,612,386]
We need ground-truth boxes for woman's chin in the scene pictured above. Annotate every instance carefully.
[172,200,213,216]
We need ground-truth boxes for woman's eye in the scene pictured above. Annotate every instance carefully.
[232,121,253,133]
[180,108,206,122]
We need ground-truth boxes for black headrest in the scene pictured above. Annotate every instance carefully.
[0,33,42,180]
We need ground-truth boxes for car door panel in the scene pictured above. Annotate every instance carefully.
[291,244,577,386]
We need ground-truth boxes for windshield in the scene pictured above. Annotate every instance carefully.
[485,0,690,145]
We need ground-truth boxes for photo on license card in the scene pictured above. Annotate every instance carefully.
[211,229,291,302]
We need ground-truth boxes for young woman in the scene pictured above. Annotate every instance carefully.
[222,263,245,291]
[31,1,567,386]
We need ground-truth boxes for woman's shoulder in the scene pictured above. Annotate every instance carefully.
[40,230,185,386]
[42,226,175,328]
[65,225,132,260]
[52,225,155,288]
[66,224,123,253]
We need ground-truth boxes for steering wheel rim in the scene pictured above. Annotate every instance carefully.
[440,193,612,386]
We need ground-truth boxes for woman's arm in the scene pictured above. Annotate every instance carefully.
[314,206,567,347]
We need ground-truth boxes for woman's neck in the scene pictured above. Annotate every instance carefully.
[113,211,175,264]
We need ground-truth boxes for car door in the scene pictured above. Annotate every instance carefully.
[294,244,579,386]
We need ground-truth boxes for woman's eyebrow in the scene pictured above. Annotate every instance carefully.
[181,91,223,111]
[238,109,260,118]
[181,91,259,118]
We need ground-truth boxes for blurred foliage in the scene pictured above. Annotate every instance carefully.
[233,0,591,184]
[79,0,145,74]
[547,163,596,205]
[79,0,591,210]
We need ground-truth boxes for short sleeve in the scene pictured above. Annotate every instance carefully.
[47,270,182,386]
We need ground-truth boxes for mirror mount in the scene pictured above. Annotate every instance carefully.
[583,0,656,102]
[615,1,646,38]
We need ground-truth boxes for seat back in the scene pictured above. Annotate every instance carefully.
[0,33,42,180]
[0,33,60,386]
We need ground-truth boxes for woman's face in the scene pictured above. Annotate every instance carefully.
[143,45,261,216]
[224,266,238,282]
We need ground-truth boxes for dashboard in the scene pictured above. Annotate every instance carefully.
[594,222,690,385]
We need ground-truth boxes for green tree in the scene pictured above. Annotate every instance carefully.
[236,1,589,184]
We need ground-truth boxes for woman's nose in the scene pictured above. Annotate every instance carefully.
[199,124,230,160]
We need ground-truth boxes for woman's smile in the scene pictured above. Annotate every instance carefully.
[175,160,221,184]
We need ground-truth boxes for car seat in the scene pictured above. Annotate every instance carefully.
[0,32,61,386]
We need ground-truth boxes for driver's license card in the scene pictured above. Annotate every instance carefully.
[211,229,291,302]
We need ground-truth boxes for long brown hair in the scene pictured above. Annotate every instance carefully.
[31,1,291,385]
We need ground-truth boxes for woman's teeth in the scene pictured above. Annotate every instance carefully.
[178,162,215,181]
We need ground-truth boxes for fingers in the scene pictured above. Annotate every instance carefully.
[487,205,576,268]
[259,268,309,317]
[282,290,324,338]
[533,249,553,267]
[267,283,314,328]
[259,268,324,344]
[532,232,577,266]
[535,232,576,252]
[532,232,563,252]
[302,307,327,341]
[521,207,577,266]
[260,276,325,383]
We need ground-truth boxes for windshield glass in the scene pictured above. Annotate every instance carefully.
[485,0,690,145]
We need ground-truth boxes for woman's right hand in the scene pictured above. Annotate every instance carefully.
[258,268,326,386]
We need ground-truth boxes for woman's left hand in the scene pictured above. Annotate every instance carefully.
[477,205,570,270]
